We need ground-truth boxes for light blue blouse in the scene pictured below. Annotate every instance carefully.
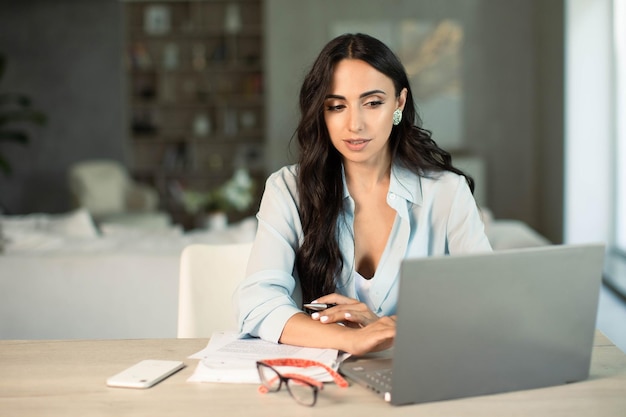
[234,163,492,342]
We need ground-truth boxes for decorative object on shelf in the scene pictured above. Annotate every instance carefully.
[244,72,263,95]
[178,168,255,223]
[223,108,238,136]
[161,142,188,170]
[201,211,228,230]
[162,42,179,70]
[182,79,197,101]
[193,113,211,137]
[240,110,257,129]
[212,41,228,62]
[208,154,224,172]
[131,109,157,135]
[144,5,171,35]
[186,1,205,33]
[224,3,242,35]
[192,43,207,71]
[134,73,157,99]
[160,74,176,102]
[235,143,264,171]
[130,42,152,70]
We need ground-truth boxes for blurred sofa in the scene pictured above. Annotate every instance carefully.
[0,205,549,340]
[0,208,256,339]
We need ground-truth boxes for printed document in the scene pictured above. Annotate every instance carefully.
[187,331,342,383]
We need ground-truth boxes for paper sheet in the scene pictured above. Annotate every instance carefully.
[187,331,341,383]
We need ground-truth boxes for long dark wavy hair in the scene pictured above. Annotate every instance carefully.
[294,33,473,303]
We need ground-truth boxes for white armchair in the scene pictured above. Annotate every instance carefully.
[68,159,171,229]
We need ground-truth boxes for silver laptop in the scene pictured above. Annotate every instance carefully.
[339,243,605,406]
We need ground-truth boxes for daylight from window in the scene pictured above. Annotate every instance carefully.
[616,0,626,252]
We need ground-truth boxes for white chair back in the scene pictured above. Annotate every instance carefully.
[68,160,129,217]
[177,242,253,338]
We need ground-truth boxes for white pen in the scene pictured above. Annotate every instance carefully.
[303,303,337,312]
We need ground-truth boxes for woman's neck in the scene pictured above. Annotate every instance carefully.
[343,158,392,193]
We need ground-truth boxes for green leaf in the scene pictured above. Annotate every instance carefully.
[0,155,11,176]
[0,109,46,126]
[0,93,32,107]
[0,54,5,81]
[0,130,29,145]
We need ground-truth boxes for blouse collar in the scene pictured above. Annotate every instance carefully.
[341,162,423,206]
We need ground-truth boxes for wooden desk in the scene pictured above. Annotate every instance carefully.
[1,333,625,416]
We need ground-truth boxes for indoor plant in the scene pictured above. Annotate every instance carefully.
[0,52,47,177]
[181,168,255,229]
[0,52,46,252]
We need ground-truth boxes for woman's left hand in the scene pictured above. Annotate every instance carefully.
[308,293,379,328]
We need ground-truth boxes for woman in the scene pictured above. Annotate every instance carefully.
[234,33,491,355]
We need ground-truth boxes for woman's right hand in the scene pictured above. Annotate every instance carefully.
[280,311,396,356]
[309,293,379,328]
[344,315,397,355]
[304,294,396,354]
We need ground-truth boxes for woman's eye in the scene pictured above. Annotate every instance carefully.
[326,104,345,112]
[365,100,384,108]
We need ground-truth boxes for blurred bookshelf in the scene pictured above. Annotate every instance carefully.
[123,0,265,226]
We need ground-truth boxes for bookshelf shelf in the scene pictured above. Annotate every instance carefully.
[123,0,265,223]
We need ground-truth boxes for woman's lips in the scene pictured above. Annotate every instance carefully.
[344,138,370,151]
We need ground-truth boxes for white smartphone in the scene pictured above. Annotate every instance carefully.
[106,359,185,389]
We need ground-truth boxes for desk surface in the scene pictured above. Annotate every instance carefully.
[1,333,625,417]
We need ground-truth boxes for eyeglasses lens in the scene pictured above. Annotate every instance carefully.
[286,378,317,406]
[257,363,281,392]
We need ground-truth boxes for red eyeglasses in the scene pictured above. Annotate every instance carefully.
[256,358,349,406]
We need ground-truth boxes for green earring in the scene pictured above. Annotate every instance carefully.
[393,109,402,125]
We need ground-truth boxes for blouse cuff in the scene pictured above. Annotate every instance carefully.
[257,304,302,343]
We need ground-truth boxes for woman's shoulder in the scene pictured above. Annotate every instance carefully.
[264,164,299,195]
[418,169,472,204]
[422,169,464,184]
[267,164,298,183]
[395,164,463,187]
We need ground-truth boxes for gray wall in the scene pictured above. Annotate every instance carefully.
[533,0,564,245]
[0,0,126,214]
[0,0,564,243]
[265,0,564,243]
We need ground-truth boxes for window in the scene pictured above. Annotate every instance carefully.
[564,0,613,244]
[615,0,626,253]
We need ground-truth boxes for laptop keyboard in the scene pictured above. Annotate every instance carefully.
[365,369,393,392]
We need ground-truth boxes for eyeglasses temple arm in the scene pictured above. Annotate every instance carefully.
[259,358,349,388]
